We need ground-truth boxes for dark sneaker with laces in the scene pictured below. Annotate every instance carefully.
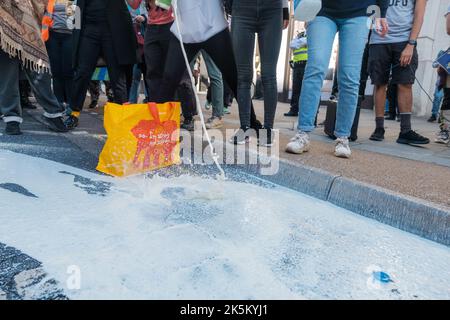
[22,100,37,110]
[397,130,430,145]
[284,109,298,117]
[41,116,69,132]
[64,115,79,130]
[251,119,263,131]
[369,127,385,141]
[258,127,275,147]
[5,121,22,135]
[88,100,98,109]
[181,118,195,131]
[230,126,252,145]
[427,115,437,123]
[385,114,396,121]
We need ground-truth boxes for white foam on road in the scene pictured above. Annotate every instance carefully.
[0,149,449,299]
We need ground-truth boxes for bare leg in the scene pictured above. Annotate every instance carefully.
[374,84,388,118]
[397,84,413,113]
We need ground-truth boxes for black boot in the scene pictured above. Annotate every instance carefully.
[5,121,22,135]
[284,109,298,117]
[181,118,195,131]
[64,115,79,130]
[41,116,69,132]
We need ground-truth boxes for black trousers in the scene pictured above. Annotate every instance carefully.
[176,71,196,121]
[359,42,370,97]
[223,81,234,107]
[46,30,74,105]
[158,29,258,128]
[441,88,450,111]
[71,23,128,112]
[290,61,306,112]
[144,23,172,102]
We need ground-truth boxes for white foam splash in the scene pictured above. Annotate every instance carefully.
[0,150,449,300]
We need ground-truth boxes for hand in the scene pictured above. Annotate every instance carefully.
[135,15,145,23]
[400,44,414,67]
[375,18,389,37]
[283,19,290,30]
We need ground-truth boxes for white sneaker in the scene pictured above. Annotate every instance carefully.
[334,137,351,158]
[285,131,310,154]
[435,130,449,145]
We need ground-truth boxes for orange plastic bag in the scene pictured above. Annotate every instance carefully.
[97,102,181,177]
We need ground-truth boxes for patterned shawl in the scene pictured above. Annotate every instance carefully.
[0,0,50,72]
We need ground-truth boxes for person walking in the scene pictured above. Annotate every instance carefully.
[286,0,389,158]
[65,0,137,129]
[368,0,430,145]
[285,31,308,117]
[0,0,68,135]
[231,0,290,146]
[198,50,226,129]
[44,0,74,108]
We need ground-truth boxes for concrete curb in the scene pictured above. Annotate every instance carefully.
[187,129,450,247]
[22,112,450,246]
[239,158,450,247]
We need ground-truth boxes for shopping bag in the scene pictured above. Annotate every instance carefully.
[97,102,181,177]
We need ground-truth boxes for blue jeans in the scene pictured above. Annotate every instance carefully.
[198,50,224,117]
[298,16,369,138]
[129,64,148,104]
[431,87,444,117]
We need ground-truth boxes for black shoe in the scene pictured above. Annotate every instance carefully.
[231,126,252,145]
[258,127,274,147]
[88,100,98,109]
[106,91,114,103]
[427,115,437,123]
[21,100,37,110]
[64,115,79,130]
[250,119,263,131]
[41,116,68,132]
[284,109,298,117]
[369,127,385,141]
[385,114,396,121]
[181,118,194,131]
[397,130,430,145]
[5,121,22,135]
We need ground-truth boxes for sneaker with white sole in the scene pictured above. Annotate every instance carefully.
[205,116,223,129]
[258,127,275,147]
[285,131,310,154]
[334,137,351,158]
[230,126,252,145]
[435,130,449,144]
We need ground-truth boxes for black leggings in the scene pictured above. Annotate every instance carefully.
[157,29,258,128]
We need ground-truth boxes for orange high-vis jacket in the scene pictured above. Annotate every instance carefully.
[41,0,56,42]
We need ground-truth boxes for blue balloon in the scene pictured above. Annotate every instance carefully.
[373,271,393,283]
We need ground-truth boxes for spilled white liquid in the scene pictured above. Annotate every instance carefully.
[0,149,449,300]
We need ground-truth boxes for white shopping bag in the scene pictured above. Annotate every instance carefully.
[294,0,322,22]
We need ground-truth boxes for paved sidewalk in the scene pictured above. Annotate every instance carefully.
[1,95,449,209]
[215,97,450,209]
